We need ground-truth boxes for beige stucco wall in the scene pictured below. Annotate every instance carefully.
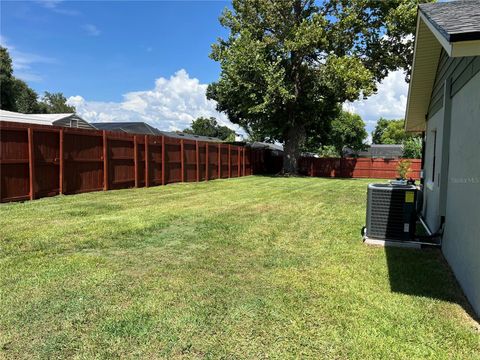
[443,71,480,315]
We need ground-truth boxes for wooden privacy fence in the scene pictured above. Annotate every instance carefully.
[299,157,421,179]
[0,121,252,203]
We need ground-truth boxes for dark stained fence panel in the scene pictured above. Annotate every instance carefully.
[184,140,197,182]
[150,136,163,186]
[1,121,254,203]
[34,129,60,198]
[208,143,219,180]
[108,134,135,190]
[297,155,421,179]
[0,127,30,202]
[164,137,182,184]
[63,130,103,194]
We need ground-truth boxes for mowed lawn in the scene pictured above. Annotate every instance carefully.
[0,176,478,359]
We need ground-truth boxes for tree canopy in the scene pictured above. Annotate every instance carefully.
[0,46,75,114]
[183,117,236,141]
[372,118,410,144]
[208,0,432,173]
[305,110,367,156]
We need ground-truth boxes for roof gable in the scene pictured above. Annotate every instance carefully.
[405,1,480,132]
[419,1,480,43]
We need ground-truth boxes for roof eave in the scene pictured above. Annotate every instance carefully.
[405,9,480,132]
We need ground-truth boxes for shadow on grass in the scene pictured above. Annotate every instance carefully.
[385,246,479,321]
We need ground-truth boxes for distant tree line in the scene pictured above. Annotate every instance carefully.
[0,46,75,114]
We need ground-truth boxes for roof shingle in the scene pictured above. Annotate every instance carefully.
[419,0,480,42]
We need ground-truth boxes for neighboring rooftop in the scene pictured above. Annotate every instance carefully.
[250,142,284,152]
[419,0,480,42]
[92,121,223,142]
[350,144,404,159]
[161,131,223,143]
[92,122,162,135]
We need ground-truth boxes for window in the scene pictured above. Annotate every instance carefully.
[70,119,78,128]
[431,130,437,182]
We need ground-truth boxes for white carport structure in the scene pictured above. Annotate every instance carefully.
[0,110,96,130]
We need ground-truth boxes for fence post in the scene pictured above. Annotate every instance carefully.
[195,140,199,182]
[310,158,314,177]
[59,129,64,194]
[103,130,108,191]
[180,139,185,182]
[218,144,221,178]
[228,144,231,178]
[243,147,246,176]
[133,136,138,187]
[205,142,209,181]
[28,128,35,200]
[237,147,241,176]
[161,135,165,185]
[144,135,149,187]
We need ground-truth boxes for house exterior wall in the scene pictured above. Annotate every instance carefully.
[423,53,480,315]
[427,50,479,119]
[52,115,96,130]
[442,71,480,315]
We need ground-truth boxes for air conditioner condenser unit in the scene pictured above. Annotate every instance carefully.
[364,183,417,242]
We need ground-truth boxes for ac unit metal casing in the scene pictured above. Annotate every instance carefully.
[366,184,417,241]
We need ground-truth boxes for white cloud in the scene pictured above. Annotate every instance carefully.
[37,0,62,9]
[67,69,242,133]
[343,70,409,141]
[82,24,101,36]
[0,36,57,82]
[36,0,79,15]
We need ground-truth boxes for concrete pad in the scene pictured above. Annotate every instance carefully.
[363,237,421,249]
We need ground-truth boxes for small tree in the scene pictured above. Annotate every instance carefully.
[397,159,411,180]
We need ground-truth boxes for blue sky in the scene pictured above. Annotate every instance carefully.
[1,0,408,136]
[1,0,229,101]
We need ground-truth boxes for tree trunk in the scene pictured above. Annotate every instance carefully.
[282,125,306,175]
[282,0,304,175]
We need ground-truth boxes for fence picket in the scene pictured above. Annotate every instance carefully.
[28,128,35,200]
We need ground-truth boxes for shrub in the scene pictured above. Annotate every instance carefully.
[397,159,412,180]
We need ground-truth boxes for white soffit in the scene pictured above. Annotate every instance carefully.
[405,17,442,132]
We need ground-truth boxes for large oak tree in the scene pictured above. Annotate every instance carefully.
[207,0,431,173]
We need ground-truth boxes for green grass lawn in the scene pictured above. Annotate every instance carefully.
[1,176,478,359]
